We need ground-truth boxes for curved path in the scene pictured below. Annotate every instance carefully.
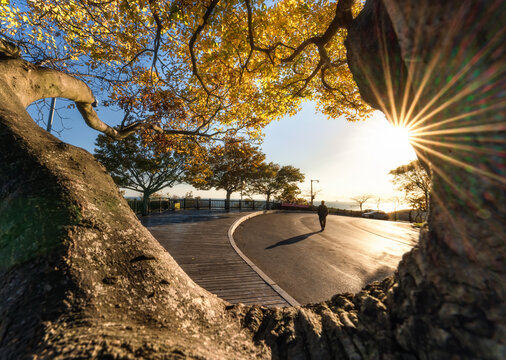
[142,210,290,307]
[234,212,418,305]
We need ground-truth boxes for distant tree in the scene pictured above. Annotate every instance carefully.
[375,197,382,210]
[389,160,430,221]
[249,163,305,209]
[308,188,322,205]
[351,194,373,212]
[151,192,164,199]
[276,183,308,205]
[94,133,187,216]
[187,141,265,211]
[389,195,404,221]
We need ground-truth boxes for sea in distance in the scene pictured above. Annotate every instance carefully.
[125,197,405,213]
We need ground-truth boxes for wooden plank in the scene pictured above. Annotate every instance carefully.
[142,210,289,307]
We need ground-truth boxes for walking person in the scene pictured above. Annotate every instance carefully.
[317,200,329,231]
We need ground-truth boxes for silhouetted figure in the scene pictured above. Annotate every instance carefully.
[317,200,328,231]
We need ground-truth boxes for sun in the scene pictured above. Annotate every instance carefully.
[386,124,414,149]
[392,125,413,143]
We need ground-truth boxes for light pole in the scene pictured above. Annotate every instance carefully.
[46,98,56,133]
[310,179,319,207]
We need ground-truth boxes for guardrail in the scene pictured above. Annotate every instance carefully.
[126,198,274,214]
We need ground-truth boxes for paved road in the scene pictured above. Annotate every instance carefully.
[234,212,419,305]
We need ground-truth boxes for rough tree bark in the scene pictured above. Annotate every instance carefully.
[345,0,505,357]
[0,0,504,359]
[0,47,268,359]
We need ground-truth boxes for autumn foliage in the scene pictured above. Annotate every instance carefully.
[1,0,372,147]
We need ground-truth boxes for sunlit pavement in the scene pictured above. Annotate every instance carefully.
[233,212,419,305]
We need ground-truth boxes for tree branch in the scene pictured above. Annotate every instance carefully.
[244,0,275,65]
[242,0,355,97]
[320,65,361,108]
[0,46,226,141]
[148,0,163,75]
[284,60,324,96]
[188,0,221,98]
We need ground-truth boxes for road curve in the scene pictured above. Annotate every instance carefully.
[233,212,419,305]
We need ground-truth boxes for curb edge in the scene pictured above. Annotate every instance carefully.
[227,210,301,307]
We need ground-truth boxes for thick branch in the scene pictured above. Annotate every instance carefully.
[243,0,354,96]
[244,0,277,65]
[75,104,163,139]
[281,0,354,63]
[188,0,220,98]
[0,53,223,141]
[148,0,163,74]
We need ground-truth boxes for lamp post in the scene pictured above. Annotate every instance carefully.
[310,179,319,207]
[46,98,56,132]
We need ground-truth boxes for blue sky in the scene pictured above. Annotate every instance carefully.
[31,99,417,210]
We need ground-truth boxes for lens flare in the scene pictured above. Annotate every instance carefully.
[350,1,506,243]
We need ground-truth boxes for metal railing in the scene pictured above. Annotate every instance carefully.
[126,198,273,214]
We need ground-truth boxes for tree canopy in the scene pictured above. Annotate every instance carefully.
[248,162,304,207]
[95,132,188,215]
[389,159,430,216]
[1,0,371,145]
[186,140,265,209]
[275,183,307,204]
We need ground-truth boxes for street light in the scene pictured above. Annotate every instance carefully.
[46,98,56,133]
[310,179,319,207]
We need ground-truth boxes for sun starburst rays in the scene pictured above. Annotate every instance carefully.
[351,1,506,228]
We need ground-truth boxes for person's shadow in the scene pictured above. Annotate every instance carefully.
[265,231,320,249]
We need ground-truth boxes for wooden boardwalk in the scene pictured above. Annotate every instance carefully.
[142,210,289,307]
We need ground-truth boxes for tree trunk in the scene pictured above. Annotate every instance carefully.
[345,0,505,357]
[141,191,150,216]
[0,56,267,359]
[266,193,271,210]
[225,191,232,211]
